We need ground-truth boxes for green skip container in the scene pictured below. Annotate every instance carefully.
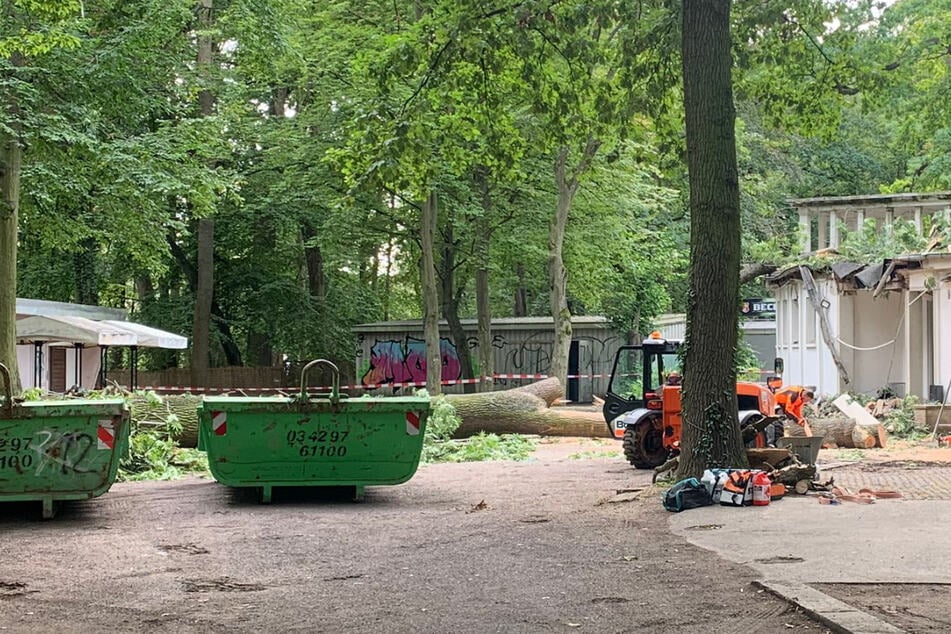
[198,360,431,502]
[0,364,130,519]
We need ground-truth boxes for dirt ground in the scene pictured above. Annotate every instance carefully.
[0,437,827,633]
[814,583,951,633]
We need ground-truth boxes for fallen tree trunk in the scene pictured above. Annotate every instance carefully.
[785,416,887,449]
[446,379,611,439]
[132,379,611,446]
[129,393,203,448]
[504,377,563,407]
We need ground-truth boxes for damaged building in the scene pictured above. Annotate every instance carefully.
[766,191,951,401]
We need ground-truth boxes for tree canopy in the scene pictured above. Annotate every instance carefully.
[0,0,946,398]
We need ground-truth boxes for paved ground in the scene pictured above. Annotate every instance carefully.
[670,440,951,634]
[0,437,822,634]
[1,437,948,633]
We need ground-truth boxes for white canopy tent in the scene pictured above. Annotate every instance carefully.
[16,315,139,347]
[15,315,188,391]
[100,320,188,350]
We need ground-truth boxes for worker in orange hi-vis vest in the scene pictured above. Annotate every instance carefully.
[775,386,815,437]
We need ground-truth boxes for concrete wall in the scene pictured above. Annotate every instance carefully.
[842,291,906,395]
[353,317,622,400]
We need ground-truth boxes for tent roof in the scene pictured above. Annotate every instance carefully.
[15,297,127,321]
[16,315,138,346]
[16,315,187,350]
[100,320,188,349]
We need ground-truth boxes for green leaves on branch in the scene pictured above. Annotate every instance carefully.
[0,0,81,57]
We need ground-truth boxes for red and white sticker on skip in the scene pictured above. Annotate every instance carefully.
[405,411,421,436]
[212,411,227,436]
[97,419,116,450]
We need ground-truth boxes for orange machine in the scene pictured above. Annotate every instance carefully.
[601,332,777,469]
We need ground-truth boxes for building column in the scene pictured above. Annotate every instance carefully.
[817,211,828,250]
[856,208,865,232]
[885,207,895,234]
[914,205,923,234]
[829,209,839,249]
[903,289,912,398]
[799,210,811,253]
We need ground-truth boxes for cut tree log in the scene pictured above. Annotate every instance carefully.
[447,379,612,439]
[129,393,203,448]
[785,416,887,449]
[830,394,889,447]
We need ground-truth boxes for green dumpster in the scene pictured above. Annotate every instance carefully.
[198,360,431,502]
[0,364,130,519]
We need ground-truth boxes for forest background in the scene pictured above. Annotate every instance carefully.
[0,0,948,395]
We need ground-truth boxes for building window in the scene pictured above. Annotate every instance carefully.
[805,303,817,346]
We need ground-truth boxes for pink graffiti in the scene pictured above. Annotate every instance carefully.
[362,337,461,387]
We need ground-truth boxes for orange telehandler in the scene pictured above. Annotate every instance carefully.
[601,332,779,469]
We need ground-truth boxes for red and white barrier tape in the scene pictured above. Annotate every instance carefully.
[138,372,610,394]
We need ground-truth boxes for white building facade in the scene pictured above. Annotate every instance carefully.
[768,192,951,401]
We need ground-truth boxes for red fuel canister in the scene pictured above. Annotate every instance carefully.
[752,471,771,506]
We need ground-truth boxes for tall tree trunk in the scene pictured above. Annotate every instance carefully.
[475,167,494,393]
[191,218,215,384]
[301,222,326,302]
[0,108,22,393]
[247,331,273,367]
[549,149,573,394]
[168,231,241,367]
[677,0,746,479]
[191,0,216,386]
[439,225,475,393]
[549,139,599,397]
[420,192,441,394]
[383,239,395,321]
[73,236,99,305]
[513,263,527,317]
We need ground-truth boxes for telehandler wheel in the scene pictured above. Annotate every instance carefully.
[739,412,769,448]
[622,415,667,469]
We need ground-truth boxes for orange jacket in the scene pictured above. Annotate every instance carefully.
[775,386,811,425]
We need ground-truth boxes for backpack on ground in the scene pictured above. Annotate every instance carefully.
[663,477,714,513]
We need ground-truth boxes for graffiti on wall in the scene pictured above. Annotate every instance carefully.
[358,331,623,390]
[361,337,462,386]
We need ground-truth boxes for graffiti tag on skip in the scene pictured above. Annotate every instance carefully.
[361,337,461,386]
[30,431,95,475]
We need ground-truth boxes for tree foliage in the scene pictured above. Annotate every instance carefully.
[2,0,947,395]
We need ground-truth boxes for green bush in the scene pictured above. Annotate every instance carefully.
[883,395,920,436]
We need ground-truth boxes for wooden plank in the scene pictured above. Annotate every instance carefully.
[799,266,851,386]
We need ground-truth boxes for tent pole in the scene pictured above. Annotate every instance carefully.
[131,346,138,390]
[34,342,43,389]
[98,346,109,389]
[74,343,83,390]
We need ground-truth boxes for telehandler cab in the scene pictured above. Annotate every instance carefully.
[601,332,778,469]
